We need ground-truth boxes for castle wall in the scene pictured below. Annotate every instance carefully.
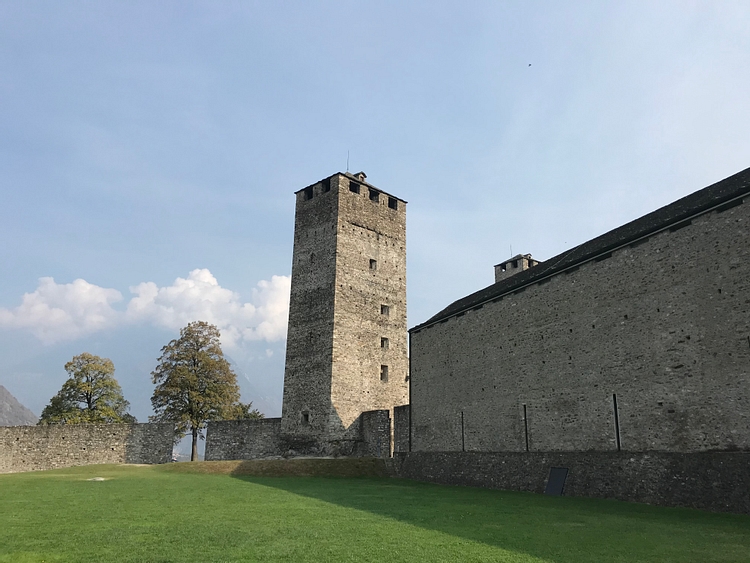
[392,451,750,514]
[393,404,410,453]
[205,410,392,460]
[0,423,173,474]
[359,409,391,458]
[204,418,283,460]
[410,191,750,454]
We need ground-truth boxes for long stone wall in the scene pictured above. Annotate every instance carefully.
[205,409,392,460]
[393,451,750,515]
[0,423,174,474]
[409,189,750,454]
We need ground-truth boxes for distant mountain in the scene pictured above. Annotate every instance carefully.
[0,385,38,426]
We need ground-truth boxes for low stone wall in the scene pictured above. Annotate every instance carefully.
[360,409,391,458]
[392,451,750,514]
[0,423,174,474]
[205,410,393,460]
[204,418,283,460]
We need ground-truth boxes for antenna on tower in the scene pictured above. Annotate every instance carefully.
[346,150,350,172]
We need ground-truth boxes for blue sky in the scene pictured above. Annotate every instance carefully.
[1,1,749,423]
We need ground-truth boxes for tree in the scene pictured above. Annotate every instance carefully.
[39,353,135,424]
[150,321,255,461]
[230,401,264,420]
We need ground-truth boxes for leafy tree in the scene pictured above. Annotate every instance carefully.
[230,401,264,420]
[150,321,256,461]
[39,353,135,424]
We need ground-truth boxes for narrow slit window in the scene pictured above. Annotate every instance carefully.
[388,197,398,210]
[369,189,379,202]
[381,304,390,316]
[369,259,377,270]
[380,365,389,381]
[349,181,360,194]
[301,411,310,425]
[522,404,529,452]
[321,178,331,193]
[381,337,389,349]
[612,394,621,451]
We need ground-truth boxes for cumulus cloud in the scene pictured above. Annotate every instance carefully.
[126,269,291,348]
[0,278,123,344]
[0,270,291,347]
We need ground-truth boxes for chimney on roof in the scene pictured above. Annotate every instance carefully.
[494,254,540,283]
[354,171,367,181]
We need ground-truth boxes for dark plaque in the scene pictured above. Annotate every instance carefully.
[544,467,568,496]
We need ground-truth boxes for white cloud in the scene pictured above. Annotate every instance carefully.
[0,278,123,344]
[127,269,291,348]
[0,270,291,348]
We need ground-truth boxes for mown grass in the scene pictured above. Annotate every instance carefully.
[0,462,748,563]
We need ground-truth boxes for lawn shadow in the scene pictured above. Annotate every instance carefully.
[226,460,750,563]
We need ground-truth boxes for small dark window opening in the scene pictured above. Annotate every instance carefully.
[511,260,518,268]
[381,337,389,349]
[388,197,398,210]
[301,411,310,425]
[349,181,360,194]
[303,187,314,201]
[380,365,389,381]
[369,189,379,202]
[322,178,331,193]
[500,264,507,272]
[369,259,377,270]
[381,304,390,316]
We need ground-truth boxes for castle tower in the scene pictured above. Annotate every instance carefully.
[281,172,408,443]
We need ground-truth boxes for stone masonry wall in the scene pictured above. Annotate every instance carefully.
[330,174,408,438]
[410,197,750,453]
[393,451,750,515]
[393,404,410,453]
[205,418,283,460]
[281,173,408,443]
[281,178,338,440]
[204,410,392,460]
[359,409,391,458]
[0,423,173,474]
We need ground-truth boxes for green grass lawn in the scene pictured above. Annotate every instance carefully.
[1,462,749,563]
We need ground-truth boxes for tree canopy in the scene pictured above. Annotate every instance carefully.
[150,321,260,460]
[39,353,135,424]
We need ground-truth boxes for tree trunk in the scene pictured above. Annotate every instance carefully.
[191,427,198,461]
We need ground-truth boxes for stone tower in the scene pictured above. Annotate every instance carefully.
[281,171,408,445]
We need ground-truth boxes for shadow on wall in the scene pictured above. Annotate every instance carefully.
[226,472,750,563]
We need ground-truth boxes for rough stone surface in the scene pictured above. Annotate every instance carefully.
[205,409,392,460]
[281,172,408,442]
[205,418,283,460]
[0,385,37,426]
[392,451,750,514]
[393,404,410,453]
[0,423,173,473]
[410,193,750,454]
[360,409,391,458]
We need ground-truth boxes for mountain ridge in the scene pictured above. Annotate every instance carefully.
[0,385,38,426]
